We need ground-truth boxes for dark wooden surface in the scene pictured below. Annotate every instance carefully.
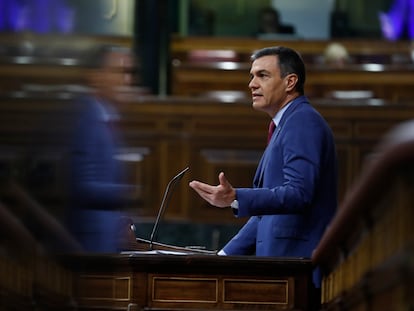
[62,253,313,311]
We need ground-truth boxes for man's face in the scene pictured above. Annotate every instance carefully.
[103,51,133,89]
[93,51,133,100]
[248,55,290,117]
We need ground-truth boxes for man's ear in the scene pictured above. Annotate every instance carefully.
[285,73,298,91]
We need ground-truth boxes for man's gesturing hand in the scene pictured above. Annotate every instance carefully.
[189,172,236,208]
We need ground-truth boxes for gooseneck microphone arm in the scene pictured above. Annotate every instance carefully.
[149,167,189,250]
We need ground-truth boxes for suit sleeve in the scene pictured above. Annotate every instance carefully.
[70,104,130,208]
[221,216,258,255]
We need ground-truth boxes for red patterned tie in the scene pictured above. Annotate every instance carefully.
[267,121,276,144]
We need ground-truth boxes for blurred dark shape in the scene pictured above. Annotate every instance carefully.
[0,0,75,33]
[379,0,414,40]
[65,45,135,253]
[330,10,352,38]
[0,200,41,261]
[254,6,296,38]
[188,1,215,35]
[0,180,82,257]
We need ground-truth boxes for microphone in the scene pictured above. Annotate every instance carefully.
[149,167,189,250]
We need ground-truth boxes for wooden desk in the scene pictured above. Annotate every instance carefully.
[64,254,313,311]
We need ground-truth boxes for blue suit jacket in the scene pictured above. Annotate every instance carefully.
[222,96,338,284]
[67,95,128,252]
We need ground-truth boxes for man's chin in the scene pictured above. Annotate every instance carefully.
[252,101,263,111]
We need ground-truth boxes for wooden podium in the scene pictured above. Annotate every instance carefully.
[63,252,314,311]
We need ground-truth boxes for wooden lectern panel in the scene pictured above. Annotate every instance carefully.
[64,253,313,311]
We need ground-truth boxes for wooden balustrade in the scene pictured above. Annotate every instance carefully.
[312,120,414,310]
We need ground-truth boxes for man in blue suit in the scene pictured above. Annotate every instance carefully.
[189,46,337,288]
[66,45,134,253]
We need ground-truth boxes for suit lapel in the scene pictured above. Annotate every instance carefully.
[253,96,308,188]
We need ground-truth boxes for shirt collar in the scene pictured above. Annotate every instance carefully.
[272,101,293,127]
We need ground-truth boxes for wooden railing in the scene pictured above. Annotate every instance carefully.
[312,120,414,310]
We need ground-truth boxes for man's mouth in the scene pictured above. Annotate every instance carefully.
[252,93,262,100]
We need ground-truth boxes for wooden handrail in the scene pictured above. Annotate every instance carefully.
[312,120,414,268]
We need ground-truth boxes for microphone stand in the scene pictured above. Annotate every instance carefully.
[149,167,189,250]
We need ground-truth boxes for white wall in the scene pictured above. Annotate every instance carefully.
[72,0,135,35]
[271,0,335,39]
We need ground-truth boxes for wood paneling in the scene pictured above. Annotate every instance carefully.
[63,254,313,311]
[2,95,414,226]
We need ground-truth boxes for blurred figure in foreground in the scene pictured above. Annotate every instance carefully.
[379,0,414,40]
[66,45,135,253]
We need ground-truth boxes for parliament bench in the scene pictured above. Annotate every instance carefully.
[171,36,413,65]
[170,36,414,102]
[171,58,414,102]
[0,33,134,94]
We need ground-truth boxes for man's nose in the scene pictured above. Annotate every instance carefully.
[248,77,257,89]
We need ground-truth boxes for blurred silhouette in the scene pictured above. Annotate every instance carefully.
[329,0,353,38]
[188,0,215,35]
[379,0,414,40]
[254,7,296,38]
[322,42,351,68]
[65,45,135,253]
[0,0,75,33]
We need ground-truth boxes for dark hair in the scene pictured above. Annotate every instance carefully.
[251,46,306,95]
